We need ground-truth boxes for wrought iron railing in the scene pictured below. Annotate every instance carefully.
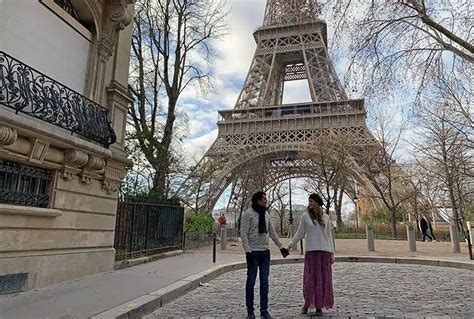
[114,196,185,261]
[0,51,116,147]
[0,160,51,208]
[53,0,80,21]
[217,99,365,123]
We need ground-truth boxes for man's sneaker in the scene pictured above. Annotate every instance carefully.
[301,306,309,314]
[246,312,256,319]
[260,310,273,319]
[315,308,323,316]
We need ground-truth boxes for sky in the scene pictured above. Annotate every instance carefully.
[177,0,358,213]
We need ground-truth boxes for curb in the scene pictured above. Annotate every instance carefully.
[113,250,184,270]
[91,256,473,319]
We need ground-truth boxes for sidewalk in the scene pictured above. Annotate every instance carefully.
[0,239,472,319]
[0,250,241,319]
[218,238,474,263]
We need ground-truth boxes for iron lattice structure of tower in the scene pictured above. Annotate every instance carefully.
[179,0,386,212]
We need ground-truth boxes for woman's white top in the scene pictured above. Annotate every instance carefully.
[288,212,335,253]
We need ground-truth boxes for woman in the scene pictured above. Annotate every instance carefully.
[287,193,335,316]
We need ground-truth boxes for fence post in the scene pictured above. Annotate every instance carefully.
[406,224,416,252]
[182,231,186,251]
[221,224,227,250]
[213,232,217,263]
[128,202,136,258]
[366,225,375,252]
[144,205,150,252]
[450,224,461,253]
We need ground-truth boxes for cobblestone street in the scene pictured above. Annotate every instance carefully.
[147,263,474,318]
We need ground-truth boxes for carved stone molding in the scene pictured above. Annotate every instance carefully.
[64,149,89,168]
[102,178,122,193]
[106,80,134,106]
[98,0,134,60]
[102,161,126,193]
[28,138,50,164]
[62,149,107,182]
[86,155,106,171]
[0,125,17,146]
[61,164,85,181]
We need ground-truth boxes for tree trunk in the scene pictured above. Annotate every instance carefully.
[390,207,398,239]
[153,158,169,196]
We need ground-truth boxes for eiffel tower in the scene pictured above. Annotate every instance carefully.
[180,0,383,212]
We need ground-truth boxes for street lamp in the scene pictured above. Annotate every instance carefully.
[232,195,238,227]
[353,194,359,229]
[286,151,297,236]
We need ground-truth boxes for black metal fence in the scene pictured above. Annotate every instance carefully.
[183,231,213,250]
[114,197,184,261]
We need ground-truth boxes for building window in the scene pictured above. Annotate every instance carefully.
[53,0,80,22]
[0,161,52,208]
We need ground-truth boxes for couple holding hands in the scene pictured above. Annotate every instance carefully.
[240,192,335,318]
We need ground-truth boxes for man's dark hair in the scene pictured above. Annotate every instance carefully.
[251,191,266,206]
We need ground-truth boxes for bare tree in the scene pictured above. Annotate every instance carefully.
[267,182,289,235]
[128,0,228,198]
[330,0,473,97]
[422,71,473,148]
[179,159,219,213]
[412,98,473,228]
[303,135,351,229]
[357,109,415,238]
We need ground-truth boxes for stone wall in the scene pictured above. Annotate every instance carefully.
[0,0,135,292]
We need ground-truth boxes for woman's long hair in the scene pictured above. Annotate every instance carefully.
[308,206,325,228]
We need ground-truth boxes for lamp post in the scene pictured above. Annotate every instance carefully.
[231,194,239,237]
[353,195,359,230]
[288,172,293,228]
[286,151,297,236]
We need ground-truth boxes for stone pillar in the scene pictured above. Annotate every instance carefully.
[407,224,416,252]
[366,225,375,252]
[221,224,227,250]
[467,222,474,247]
[450,224,461,253]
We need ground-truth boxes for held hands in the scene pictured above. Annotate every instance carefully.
[331,254,335,264]
[280,247,290,258]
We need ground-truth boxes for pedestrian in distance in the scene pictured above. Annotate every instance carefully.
[419,216,433,242]
[427,217,436,242]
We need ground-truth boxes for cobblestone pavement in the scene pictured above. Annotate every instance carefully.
[146,263,474,318]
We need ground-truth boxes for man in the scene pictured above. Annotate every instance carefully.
[419,216,433,242]
[240,191,289,319]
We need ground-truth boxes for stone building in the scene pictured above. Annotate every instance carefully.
[0,0,135,293]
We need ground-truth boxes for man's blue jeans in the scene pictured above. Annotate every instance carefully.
[246,250,270,315]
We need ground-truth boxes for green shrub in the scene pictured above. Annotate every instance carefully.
[362,208,404,226]
[185,212,214,233]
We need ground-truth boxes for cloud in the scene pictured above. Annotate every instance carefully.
[180,0,266,159]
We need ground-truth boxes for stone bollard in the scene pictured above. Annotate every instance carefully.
[406,224,416,252]
[467,222,474,247]
[221,224,227,250]
[366,225,375,252]
[450,224,461,253]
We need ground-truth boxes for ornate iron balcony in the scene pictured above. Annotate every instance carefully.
[53,0,80,22]
[0,51,116,147]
